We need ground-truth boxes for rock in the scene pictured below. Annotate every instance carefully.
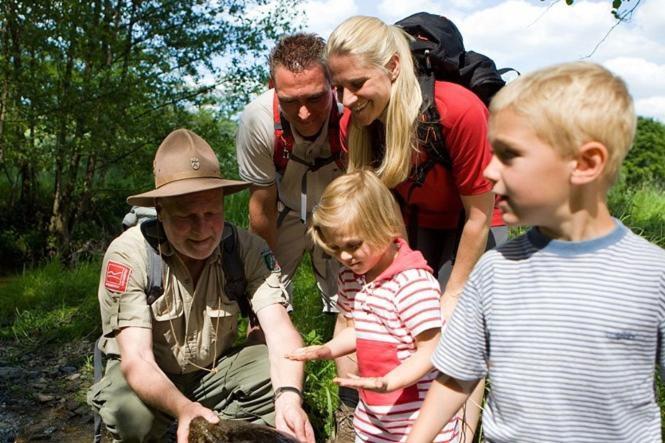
[59,366,76,375]
[67,373,80,381]
[30,424,57,439]
[0,366,21,380]
[36,393,54,403]
[188,417,299,443]
[66,400,79,411]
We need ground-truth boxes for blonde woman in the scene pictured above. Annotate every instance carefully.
[289,170,460,442]
[325,15,502,441]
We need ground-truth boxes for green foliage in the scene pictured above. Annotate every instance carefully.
[290,255,339,440]
[0,258,101,345]
[622,117,665,188]
[608,179,665,247]
[0,0,302,263]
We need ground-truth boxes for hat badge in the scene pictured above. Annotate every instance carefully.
[190,157,200,170]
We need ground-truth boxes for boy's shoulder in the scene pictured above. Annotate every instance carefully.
[618,227,665,267]
[478,223,665,271]
[475,232,536,266]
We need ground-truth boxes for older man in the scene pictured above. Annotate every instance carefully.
[87,129,313,443]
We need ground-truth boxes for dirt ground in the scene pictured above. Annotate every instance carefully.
[0,338,102,443]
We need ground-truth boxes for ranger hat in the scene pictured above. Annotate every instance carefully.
[127,128,249,207]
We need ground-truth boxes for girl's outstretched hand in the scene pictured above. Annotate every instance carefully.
[334,374,389,392]
[286,345,334,361]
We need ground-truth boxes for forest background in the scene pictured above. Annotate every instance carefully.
[0,0,664,441]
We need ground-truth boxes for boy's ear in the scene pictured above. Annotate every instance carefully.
[570,141,608,185]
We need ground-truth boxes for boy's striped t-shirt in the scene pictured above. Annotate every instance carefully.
[433,220,665,443]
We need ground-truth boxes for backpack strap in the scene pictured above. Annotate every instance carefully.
[398,78,465,256]
[273,92,292,175]
[140,219,165,305]
[416,75,452,174]
[272,90,345,221]
[220,222,256,326]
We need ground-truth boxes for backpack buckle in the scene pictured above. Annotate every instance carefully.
[424,49,432,75]
[282,144,291,159]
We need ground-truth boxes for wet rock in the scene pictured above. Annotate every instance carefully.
[31,381,47,390]
[188,417,299,443]
[0,367,21,380]
[59,366,76,375]
[35,393,54,403]
[29,424,57,440]
[66,400,79,411]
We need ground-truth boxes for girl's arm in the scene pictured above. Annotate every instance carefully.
[334,327,439,392]
[287,318,356,361]
[440,192,493,320]
[407,374,479,443]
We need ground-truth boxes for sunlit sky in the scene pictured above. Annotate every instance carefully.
[292,0,664,122]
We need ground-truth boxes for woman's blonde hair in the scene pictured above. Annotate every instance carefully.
[490,61,636,185]
[310,170,406,255]
[325,16,422,188]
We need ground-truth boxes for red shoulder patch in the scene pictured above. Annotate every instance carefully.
[104,260,132,293]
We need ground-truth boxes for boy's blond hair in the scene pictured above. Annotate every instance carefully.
[310,170,406,255]
[490,61,636,184]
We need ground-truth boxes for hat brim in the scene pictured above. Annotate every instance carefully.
[127,177,250,207]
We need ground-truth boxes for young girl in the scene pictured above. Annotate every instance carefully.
[288,170,460,442]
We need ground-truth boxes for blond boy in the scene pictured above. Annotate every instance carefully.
[408,62,665,443]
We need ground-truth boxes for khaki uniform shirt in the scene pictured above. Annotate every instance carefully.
[236,89,343,214]
[97,225,287,374]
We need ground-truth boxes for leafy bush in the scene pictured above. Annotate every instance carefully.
[609,180,665,247]
[623,117,665,187]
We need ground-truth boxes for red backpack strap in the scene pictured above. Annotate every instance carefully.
[273,91,294,175]
[327,97,346,170]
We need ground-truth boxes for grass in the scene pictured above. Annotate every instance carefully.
[1,182,664,440]
[609,180,665,247]
[0,259,101,345]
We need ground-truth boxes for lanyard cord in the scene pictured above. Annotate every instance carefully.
[158,241,222,374]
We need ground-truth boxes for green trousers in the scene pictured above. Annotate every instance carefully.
[87,343,275,443]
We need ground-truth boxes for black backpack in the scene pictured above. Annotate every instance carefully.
[392,12,516,258]
[395,11,517,174]
[139,218,256,325]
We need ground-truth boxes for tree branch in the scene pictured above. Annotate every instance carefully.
[583,0,642,58]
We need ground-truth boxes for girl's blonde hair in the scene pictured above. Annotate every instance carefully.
[325,16,422,189]
[310,170,406,255]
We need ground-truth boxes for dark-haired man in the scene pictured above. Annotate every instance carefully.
[236,33,356,441]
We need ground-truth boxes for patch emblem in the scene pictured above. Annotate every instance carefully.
[261,250,281,273]
[190,157,200,170]
[104,261,132,293]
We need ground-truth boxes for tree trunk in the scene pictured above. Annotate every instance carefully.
[47,29,76,260]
